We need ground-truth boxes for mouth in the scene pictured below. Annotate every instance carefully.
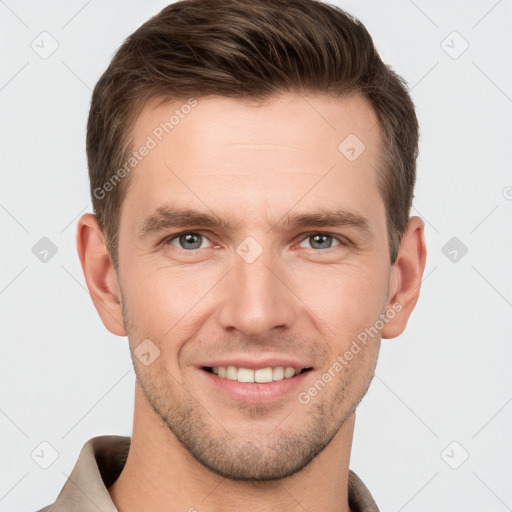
[203,365,313,383]
[198,357,315,403]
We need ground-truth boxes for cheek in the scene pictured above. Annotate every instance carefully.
[120,236,390,353]
[121,262,219,345]
[291,262,389,340]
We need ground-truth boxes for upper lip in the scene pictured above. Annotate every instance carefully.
[200,356,313,370]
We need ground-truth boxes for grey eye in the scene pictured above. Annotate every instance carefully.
[299,233,340,250]
[170,232,208,250]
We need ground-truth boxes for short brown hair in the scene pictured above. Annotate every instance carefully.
[86,0,419,269]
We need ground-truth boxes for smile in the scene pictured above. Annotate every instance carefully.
[203,365,312,383]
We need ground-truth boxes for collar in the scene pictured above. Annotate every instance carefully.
[39,435,379,511]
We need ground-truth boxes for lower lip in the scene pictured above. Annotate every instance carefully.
[200,368,312,403]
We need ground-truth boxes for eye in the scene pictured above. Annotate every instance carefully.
[163,231,346,252]
[166,232,212,250]
[298,233,342,250]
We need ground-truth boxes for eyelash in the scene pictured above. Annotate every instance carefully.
[162,231,349,251]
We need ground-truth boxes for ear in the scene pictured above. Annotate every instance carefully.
[382,216,427,339]
[76,213,127,336]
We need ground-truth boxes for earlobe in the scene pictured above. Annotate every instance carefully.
[382,216,427,339]
[76,213,127,336]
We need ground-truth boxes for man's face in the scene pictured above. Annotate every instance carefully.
[116,92,393,480]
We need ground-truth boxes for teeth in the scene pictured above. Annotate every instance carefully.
[238,367,255,382]
[284,367,296,378]
[272,367,284,381]
[226,365,238,380]
[255,367,273,383]
[210,365,303,383]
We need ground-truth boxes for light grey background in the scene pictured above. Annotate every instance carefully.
[1,1,511,511]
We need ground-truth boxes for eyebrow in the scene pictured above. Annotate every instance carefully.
[137,205,373,239]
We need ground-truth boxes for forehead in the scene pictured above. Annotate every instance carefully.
[122,92,384,231]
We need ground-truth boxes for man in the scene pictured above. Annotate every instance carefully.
[38,0,426,510]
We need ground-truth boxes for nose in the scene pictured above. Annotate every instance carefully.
[215,246,297,337]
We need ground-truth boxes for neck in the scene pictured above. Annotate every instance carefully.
[108,383,356,512]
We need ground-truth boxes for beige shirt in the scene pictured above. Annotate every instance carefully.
[37,435,380,511]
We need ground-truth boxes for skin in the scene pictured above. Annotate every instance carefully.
[77,92,426,512]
